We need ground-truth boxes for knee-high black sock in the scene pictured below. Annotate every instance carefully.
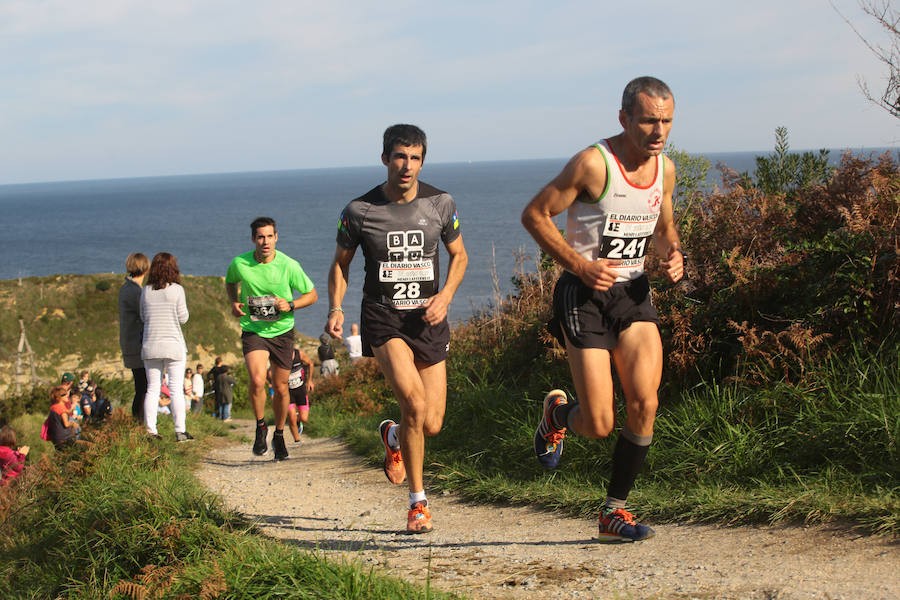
[550,401,577,431]
[606,427,652,507]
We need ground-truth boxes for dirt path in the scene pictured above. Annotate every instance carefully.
[195,421,898,600]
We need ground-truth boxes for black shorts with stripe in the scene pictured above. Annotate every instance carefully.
[360,300,450,365]
[548,271,659,350]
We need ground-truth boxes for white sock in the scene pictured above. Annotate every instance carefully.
[409,490,427,507]
[387,423,400,450]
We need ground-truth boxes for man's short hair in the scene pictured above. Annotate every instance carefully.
[621,76,673,116]
[251,217,277,237]
[383,124,427,160]
[125,253,150,277]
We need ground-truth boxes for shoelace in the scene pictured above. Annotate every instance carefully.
[609,508,636,525]
[544,428,565,446]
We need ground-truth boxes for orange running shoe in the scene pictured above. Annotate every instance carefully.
[407,502,433,533]
[379,419,405,484]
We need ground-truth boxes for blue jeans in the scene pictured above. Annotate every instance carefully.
[221,403,232,420]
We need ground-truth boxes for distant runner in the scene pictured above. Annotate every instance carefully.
[522,76,685,542]
[286,345,315,442]
[325,124,468,533]
[226,216,318,461]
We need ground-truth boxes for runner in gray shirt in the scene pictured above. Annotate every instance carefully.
[325,124,468,534]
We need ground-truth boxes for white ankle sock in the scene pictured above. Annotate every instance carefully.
[409,490,427,507]
[387,423,400,450]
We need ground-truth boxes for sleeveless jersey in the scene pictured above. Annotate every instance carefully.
[566,140,665,282]
[288,349,308,402]
[337,182,461,311]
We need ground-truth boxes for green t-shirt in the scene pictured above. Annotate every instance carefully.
[225,250,315,338]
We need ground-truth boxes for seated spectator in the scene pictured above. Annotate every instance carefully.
[48,385,77,449]
[60,372,75,392]
[318,333,339,377]
[158,393,172,415]
[79,385,95,420]
[0,425,29,486]
[77,370,90,393]
[92,386,112,422]
[68,388,83,425]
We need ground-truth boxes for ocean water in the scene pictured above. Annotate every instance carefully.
[0,148,890,337]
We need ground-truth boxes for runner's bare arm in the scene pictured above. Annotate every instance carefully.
[422,235,468,325]
[654,156,684,283]
[299,349,314,390]
[326,245,356,337]
[522,148,619,290]
[225,282,245,317]
[284,288,318,312]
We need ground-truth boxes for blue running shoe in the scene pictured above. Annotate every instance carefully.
[596,508,656,543]
[533,389,567,469]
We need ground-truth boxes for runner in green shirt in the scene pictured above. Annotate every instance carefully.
[226,216,317,461]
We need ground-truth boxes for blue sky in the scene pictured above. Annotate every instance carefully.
[0,0,895,184]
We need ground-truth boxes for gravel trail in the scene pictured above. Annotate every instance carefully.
[195,421,899,600]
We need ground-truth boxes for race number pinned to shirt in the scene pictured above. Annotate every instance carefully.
[288,366,305,390]
[247,295,280,321]
[599,213,659,271]
[379,229,435,309]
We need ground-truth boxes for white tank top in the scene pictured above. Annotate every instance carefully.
[566,139,665,282]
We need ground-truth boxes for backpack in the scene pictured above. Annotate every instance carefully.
[40,417,50,441]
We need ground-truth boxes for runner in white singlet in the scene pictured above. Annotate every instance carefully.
[522,76,686,543]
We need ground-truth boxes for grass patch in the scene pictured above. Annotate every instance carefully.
[0,411,460,600]
[313,281,900,536]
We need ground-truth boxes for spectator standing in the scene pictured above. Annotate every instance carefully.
[184,368,197,413]
[344,323,363,365]
[215,365,236,422]
[141,252,193,443]
[0,426,29,486]
[208,357,226,419]
[118,252,150,422]
[191,364,205,414]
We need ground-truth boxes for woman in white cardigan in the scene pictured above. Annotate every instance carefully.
[141,252,193,442]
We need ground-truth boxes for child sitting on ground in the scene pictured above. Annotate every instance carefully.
[0,425,29,486]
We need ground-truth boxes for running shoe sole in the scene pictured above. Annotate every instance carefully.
[533,389,568,469]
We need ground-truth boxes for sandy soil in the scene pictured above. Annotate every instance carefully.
[195,420,899,600]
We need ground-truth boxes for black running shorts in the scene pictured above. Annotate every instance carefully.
[360,300,450,365]
[241,329,295,371]
[549,272,659,350]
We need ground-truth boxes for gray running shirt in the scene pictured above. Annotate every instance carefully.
[337,183,461,310]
